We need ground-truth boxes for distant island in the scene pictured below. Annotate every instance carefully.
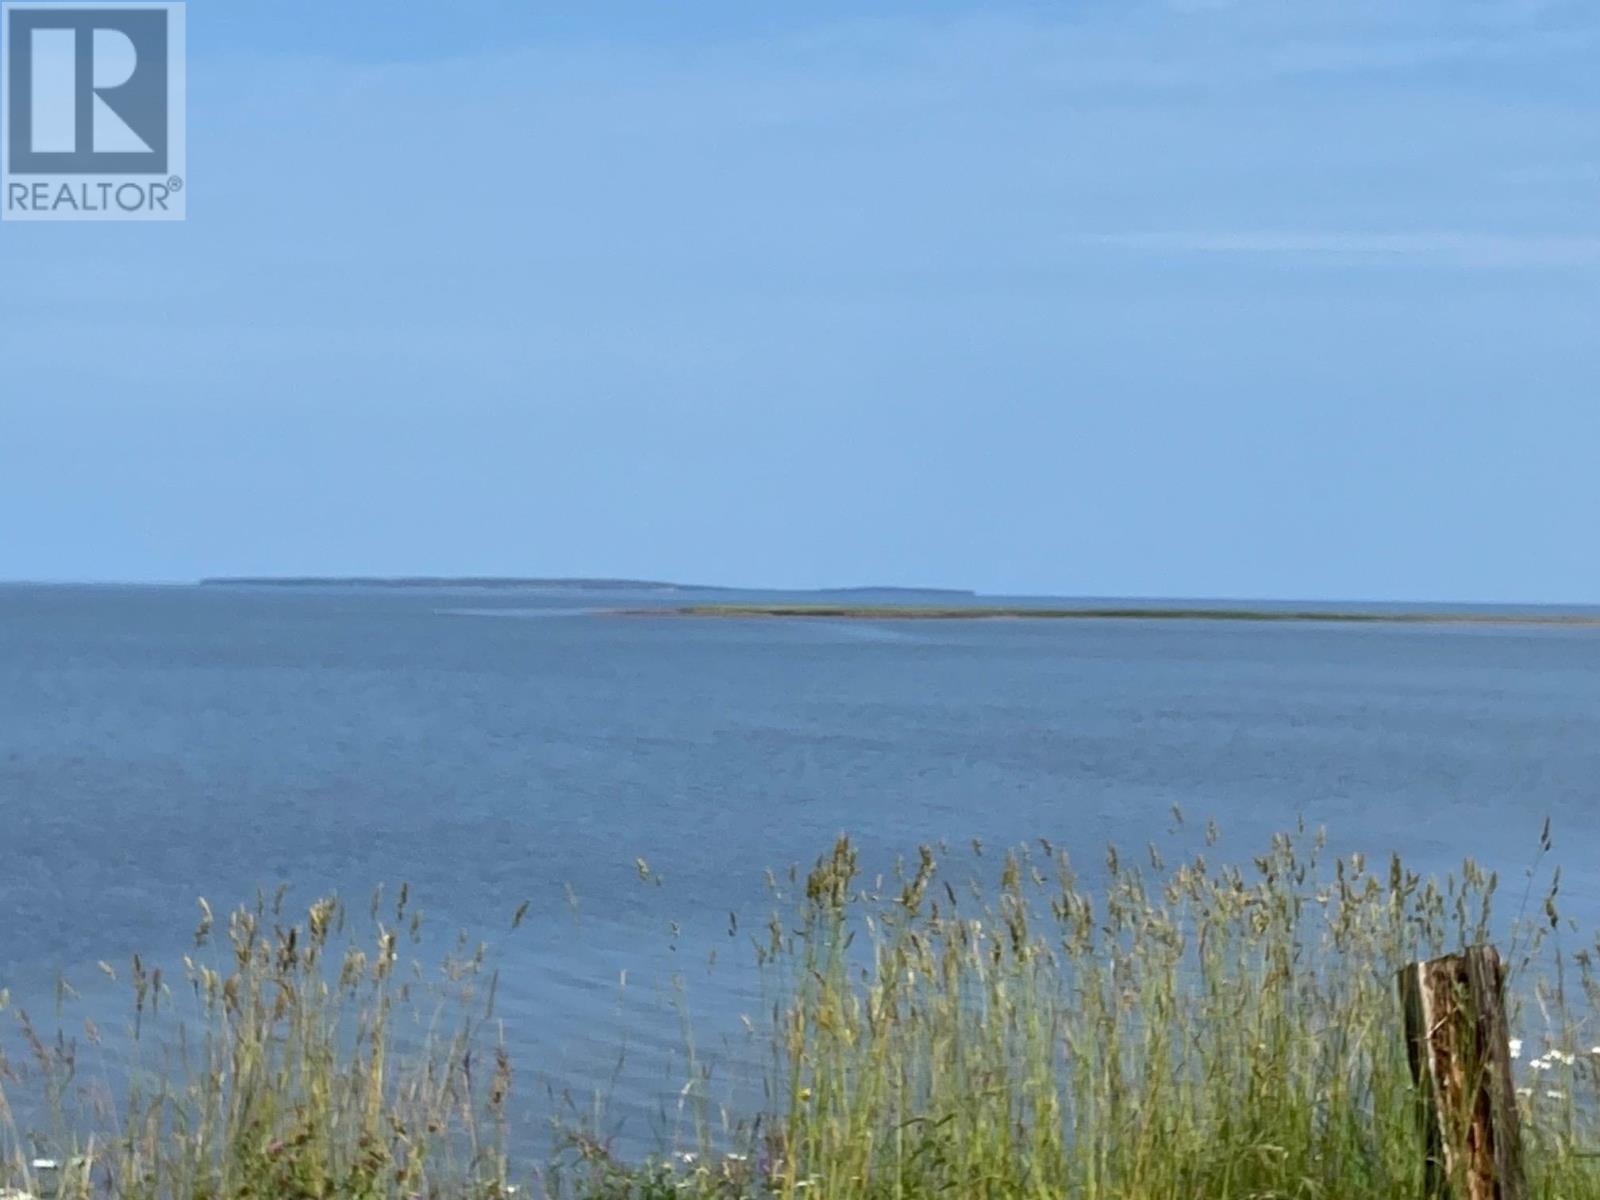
[200,577,712,591]
[646,603,1600,626]
[198,576,720,588]
[198,578,976,595]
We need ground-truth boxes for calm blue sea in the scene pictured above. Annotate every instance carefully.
[2,583,1598,1148]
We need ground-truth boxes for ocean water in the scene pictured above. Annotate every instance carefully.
[2,583,1599,1147]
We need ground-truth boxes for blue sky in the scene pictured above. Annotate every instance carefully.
[3,0,1597,600]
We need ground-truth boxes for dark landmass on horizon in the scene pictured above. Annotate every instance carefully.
[201,577,710,591]
[642,603,1600,626]
[198,578,977,596]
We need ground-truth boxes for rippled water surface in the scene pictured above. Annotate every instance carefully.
[2,583,1598,1146]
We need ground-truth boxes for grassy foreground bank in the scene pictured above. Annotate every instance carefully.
[3,827,1598,1199]
[650,603,1600,625]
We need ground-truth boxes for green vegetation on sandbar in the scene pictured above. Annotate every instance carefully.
[3,826,1598,1199]
[659,602,1600,625]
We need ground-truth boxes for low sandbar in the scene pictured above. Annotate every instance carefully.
[634,603,1600,626]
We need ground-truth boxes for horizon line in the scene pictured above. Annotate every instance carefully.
[0,576,1595,611]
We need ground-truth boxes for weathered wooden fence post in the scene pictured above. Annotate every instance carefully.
[1398,945,1526,1200]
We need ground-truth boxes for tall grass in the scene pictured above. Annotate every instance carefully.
[6,823,1600,1198]
[0,884,512,1200]
[749,824,1596,1200]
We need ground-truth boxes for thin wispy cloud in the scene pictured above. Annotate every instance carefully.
[1267,28,1595,76]
[1080,231,1600,268]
